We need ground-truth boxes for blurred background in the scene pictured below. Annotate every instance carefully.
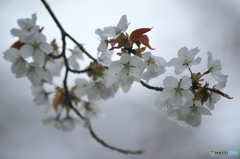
[0,0,240,159]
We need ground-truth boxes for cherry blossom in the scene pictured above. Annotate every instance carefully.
[10,13,40,43]
[168,47,201,75]
[42,116,82,132]
[3,9,233,146]
[106,53,143,93]
[157,76,194,108]
[142,52,167,83]
[75,78,117,101]
[26,62,52,86]
[3,48,28,78]
[31,85,50,106]
[174,101,212,127]
[102,15,130,38]
[80,101,105,119]
[97,50,113,67]
[20,32,53,65]
[68,46,84,70]
[45,58,64,76]
[207,51,228,89]
[95,28,108,54]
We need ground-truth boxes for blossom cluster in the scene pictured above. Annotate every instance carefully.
[95,15,232,127]
[3,13,232,133]
[3,14,118,131]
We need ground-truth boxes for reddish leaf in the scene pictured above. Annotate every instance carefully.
[51,39,58,51]
[132,35,154,50]
[130,28,152,39]
[11,40,24,49]
[207,87,233,99]
[52,93,63,111]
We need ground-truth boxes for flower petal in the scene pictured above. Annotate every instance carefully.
[20,44,33,58]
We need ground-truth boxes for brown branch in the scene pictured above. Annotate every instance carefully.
[41,0,97,63]
[41,0,143,155]
[140,80,163,91]
[88,122,144,154]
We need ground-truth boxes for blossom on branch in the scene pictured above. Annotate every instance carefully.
[169,101,212,127]
[26,62,52,86]
[80,101,105,119]
[155,76,194,108]
[4,48,28,78]
[31,85,50,106]
[75,78,117,101]
[42,116,82,132]
[10,13,40,43]
[106,53,143,93]
[142,52,167,83]
[68,46,83,70]
[102,15,130,38]
[168,47,201,75]
[207,51,228,89]
[20,33,53,65]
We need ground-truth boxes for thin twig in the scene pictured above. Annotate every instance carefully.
[41,0,143,154]
[66,33,98,63]
[69,67,92,74]
[48,53,63,59]
[140,80,163,91]
[88,122,144,154]
[41,0,97,63]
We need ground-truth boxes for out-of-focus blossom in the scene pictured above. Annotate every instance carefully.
[3,48,27,78]
[20,33,53,65]
[102,15,130,38]
[26,62,52,86]
[11,13,40,43]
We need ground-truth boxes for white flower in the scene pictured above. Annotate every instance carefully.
[106,53,143,93]
[27,62,52,86]
[75,78,117,100]
[11,13,40,43]
[168,47,201,75]
[156,76,194,108]
[68,46,84,70]
[207,52,228,89]
[102,15,130,38]
[45,58,64,76]
[20,33,53,65]
[175,101,212,127]
[155,97,175,110]
[95,28,108,54]
[31,85,49,106]
[72,46,84,59]
[205,92,221,110]
[80,101,105,119]
[142,52,167,83]
[42,116,82,132]
[97,50,113,67]
[3,48,27,78]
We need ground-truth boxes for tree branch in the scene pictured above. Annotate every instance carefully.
[69,67,92,74]
[41,0,143,155]
[66,33,98,63]
[41,0,97,63]
[140,80,163,91]
[88,122,144,154]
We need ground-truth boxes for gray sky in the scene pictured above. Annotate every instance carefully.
[0,0,240,159]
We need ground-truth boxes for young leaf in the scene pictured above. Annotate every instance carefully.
[130,28,152,39]
[132,35,154,50]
